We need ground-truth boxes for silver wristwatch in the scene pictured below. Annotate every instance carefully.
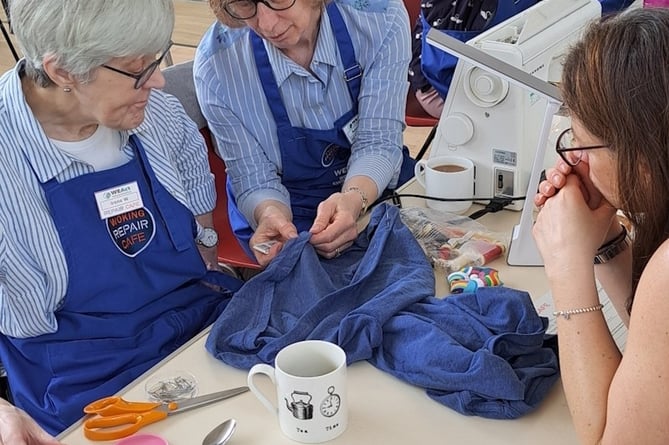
[196,227,219,248]
[594,225,630,265]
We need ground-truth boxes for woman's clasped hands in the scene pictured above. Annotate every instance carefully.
[532,158,617,276]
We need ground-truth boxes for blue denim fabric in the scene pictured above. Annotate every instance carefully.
[369,287,558,418]
[206,204,559,419]
[206,204,436,366]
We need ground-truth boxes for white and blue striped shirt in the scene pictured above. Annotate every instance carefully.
[194,0,410,226]
[0,62,216,338]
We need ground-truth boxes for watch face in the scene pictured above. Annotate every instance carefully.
[198,227,218,248]
[319,394,341,417]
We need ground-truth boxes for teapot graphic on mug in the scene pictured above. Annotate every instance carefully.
[285,390,314,420]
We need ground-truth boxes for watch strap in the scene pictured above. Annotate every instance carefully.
[594,225,630,264]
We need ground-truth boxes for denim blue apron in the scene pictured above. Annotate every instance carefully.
[0,135,242,435]
[227,3,414,253]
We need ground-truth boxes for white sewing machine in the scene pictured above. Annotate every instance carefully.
[428,0,601,211]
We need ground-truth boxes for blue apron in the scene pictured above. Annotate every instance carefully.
[227,3,414,253]
[0,135,241,435]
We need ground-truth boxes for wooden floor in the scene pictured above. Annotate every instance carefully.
[0,1,214,73]
[0,0,432,156]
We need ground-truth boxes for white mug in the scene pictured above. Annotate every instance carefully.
[247,340,348,443]
[414,155,475,214]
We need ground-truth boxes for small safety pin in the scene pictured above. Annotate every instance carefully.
[253,241,278,255]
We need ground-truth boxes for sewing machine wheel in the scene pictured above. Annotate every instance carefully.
[463,66,509,108]
[442,112,474,146]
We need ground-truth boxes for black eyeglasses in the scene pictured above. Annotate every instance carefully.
[224,0,297,20]
[555,127,608,167]
[102,41,173,89]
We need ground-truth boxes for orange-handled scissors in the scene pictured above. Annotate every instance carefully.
[82,386,249,441]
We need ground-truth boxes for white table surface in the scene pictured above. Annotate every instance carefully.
[59,179,576,445]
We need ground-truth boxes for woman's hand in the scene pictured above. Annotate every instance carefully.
[308,191,361,259]
[535,158,604,210]
[534,163,571,208]
[250,203,298,267]
[533,173,616,280]
[197,245,221,271]
[0,400,62,445]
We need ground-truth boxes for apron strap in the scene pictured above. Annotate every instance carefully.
[250,34,292,128]
[326,2,362,104]
[130,135,193,251]
[250,3,362,127]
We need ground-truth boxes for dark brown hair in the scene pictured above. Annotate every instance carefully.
[561,8,669,313]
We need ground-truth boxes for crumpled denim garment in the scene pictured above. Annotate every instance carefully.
[206,204,558,418]
[206,204,436,366]
[369,287,559,419]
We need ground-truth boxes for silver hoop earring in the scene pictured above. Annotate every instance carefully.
[63,87,72,93]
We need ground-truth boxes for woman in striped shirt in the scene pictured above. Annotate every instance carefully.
[195,0,415,266]
[0,0,241,441]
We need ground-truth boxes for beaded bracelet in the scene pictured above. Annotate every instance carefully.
[344,186,368,214]
[553,303,603,320]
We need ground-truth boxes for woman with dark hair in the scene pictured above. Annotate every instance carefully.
[534,7,669,444]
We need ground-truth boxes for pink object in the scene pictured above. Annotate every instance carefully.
[116,434,169,445]
[414,87,444,119]
[644,0,669,7]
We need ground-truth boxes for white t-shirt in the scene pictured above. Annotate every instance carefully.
[51,125,130,171]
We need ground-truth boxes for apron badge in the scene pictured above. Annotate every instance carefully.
[321,144,341,168]
[106,207,156,257]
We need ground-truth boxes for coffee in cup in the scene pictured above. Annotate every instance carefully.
[414,155,475,214]
[433,164,467,173]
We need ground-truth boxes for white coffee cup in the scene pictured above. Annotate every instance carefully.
[247,340,348,443]
[414,155,475,214]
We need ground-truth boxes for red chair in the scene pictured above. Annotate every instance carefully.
[403,0,440,128]
[162,61,260,270]
[402,0,439,161]
[201,128,261,270]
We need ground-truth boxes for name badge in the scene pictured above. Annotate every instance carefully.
[94,181,144,219]
[342,115,359,145]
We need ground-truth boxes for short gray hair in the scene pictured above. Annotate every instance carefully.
[9,0,174,86]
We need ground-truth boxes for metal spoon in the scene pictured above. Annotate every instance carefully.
[202,418,237,445]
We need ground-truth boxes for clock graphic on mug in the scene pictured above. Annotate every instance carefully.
[319,386,341,417]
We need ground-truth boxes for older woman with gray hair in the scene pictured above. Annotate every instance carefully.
[0,0,241,441]
[195,0,415,267]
